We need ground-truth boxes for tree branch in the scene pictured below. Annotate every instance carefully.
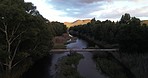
[10,30,26,44]
[11,23,21,38]
[0,21,6,32]
[0,27,5,32]
[3,22,9,43]
[2,22,12,60]
[3,22,7,32]
[33,43,39,50]
[9,23,22,43]
[12,57,27,68]
[14,23,21,34]
[11,40,21,62]
[0,62,9,66]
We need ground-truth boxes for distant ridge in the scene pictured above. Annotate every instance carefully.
[64,19,91,28]
[64,19,148,27]
[141,20,148,25]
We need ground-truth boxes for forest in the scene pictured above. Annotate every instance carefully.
[69,13,148,53]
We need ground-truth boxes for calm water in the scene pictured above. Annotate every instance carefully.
[23,38,107,78]
[50,39,107,78]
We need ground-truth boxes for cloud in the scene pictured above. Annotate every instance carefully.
[90,0,148,21]
[98,5,148,21]
[79,0,104,4]
[47,0,107,18]
[129,6,148,17]
[25,0,148,22]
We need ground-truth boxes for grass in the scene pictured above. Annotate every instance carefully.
[96,57,128,78]
[93,52,129,78]
[56,53,84,78]
[53,43,66,49]
[116,52,148,78]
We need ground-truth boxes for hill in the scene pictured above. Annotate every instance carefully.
[64,19,148,28]
[64,19,91,28]
[141,20,148,25]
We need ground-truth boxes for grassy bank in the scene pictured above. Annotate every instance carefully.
[93,51,148,78]
[112,52,148,78]
[55,53,84,78]
[93,52,135,78]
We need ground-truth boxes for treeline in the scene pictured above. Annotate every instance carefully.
[0,0,67,78]
[69,13,148,53]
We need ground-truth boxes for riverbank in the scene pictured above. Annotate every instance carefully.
[69,32,118,49]
[93,52,135,78]
[52,33,77,49]
[112,52,148,78]
[92,50,148,78]
[22,33,74,78]
[70,31,148,78]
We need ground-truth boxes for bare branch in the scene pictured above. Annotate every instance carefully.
[2,22,9,43]
[0,21,6,32]
[14,23,21,34]
[11,23,21,37]
[33,44,39,50]
[9,23,21,42]
[11,40,21,62]
[0,21,9,44]
[0,62,8,66]
[3,22,7,33]
[3,22,11,58]
[12,57,27,68]
[10,30,26,44]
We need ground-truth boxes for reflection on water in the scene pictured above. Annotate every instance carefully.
[50,52,69,76]
[66,39,88,49]
[77,52,107,78]
[50,39,107,78]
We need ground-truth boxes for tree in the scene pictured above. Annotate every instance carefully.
[0,0,53,77]
[91,18,96,24]
[0,3,27,74]
[48,22,67,36]
[129,17,141,26]
[119,13,131,24]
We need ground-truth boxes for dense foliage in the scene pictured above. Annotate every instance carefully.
[0,0,67,78]
[69,13,148,53]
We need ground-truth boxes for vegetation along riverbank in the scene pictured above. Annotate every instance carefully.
[69,13,148,78]
[54,53,84,78]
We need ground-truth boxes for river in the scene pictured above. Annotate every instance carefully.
[50,39,107,78]
[23,38,108,78]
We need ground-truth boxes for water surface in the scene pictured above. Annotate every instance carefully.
[50,39,107,78]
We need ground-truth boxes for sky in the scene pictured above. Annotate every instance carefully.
[24,0,148,22]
